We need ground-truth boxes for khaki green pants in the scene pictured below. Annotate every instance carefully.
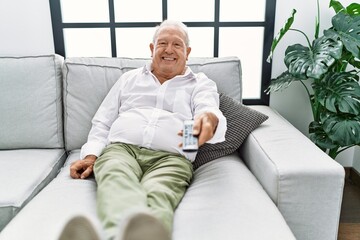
[94,143,193,239]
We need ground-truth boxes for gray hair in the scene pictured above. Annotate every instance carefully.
[152,20,190,47]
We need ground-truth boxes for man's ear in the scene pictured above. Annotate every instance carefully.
[149,43,154,57]
[186,47,192,60]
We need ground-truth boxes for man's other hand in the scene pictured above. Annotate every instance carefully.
[70,155,97,179]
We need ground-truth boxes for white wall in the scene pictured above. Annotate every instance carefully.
[0,0,54,55]
[0,0,358,169]
[270,0,358,168]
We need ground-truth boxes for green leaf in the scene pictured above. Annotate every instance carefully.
[315,16,320,39]
[321,112,360,146]
[328,1,359,15]
[325,12,360,58]
[346,3,360,16]
[329,0,345,13]
[284,36,343,79]
[265,71,300,93]
[349,57,360,69]
[309,121,338,149]
[336,50,359,71]
[267,9,296,63]
[315,0,320,39]
[313,72,360,115]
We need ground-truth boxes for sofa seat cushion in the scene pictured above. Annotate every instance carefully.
[0,150,98,239]
[0,149,66,231]
[0,151,294,240]
[173,154,295,240]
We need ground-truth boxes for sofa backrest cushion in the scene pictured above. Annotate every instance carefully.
[0,55,64,149]
[63,56,242,151]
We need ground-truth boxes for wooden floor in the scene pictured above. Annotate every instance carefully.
[338,169,360,240]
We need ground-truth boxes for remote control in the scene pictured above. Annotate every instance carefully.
[182,120,198,152]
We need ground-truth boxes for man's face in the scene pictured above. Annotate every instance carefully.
[150,26,191,81]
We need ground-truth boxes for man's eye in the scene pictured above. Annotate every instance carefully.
[174,42,183,48]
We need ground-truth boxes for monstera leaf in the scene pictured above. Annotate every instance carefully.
[267,9,296,62]
[284,36,343,79]
[265,71,302,93]
[324,12,360,58]
[313,72,360,115]
[346,3,360,16]
[267,0,360,159]
[321,112,360,146]
[329,0,346,13]
[309,121,338,149]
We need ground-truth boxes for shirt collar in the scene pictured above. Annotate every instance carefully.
[142,63,196,80]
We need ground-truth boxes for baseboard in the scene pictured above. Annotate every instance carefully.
[347,167,360,187]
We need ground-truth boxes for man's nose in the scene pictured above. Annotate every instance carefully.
[165,44,174,53]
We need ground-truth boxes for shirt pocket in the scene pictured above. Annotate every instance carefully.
[172,89,193,119]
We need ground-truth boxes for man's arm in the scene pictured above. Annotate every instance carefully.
[71,76,126,179]
[191,73,226,145]
[80,74,127,161]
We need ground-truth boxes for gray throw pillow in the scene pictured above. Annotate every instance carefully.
[193,93,269,169]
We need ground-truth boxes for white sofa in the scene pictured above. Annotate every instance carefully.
[0,55,345,240]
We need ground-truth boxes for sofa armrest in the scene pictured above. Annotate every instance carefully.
[239,105,345,240]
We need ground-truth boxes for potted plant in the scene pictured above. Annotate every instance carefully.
[266,0,360,159]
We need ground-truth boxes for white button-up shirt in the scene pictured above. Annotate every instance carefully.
[80,64,227,161]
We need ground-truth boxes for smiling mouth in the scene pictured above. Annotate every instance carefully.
[162,57,176,61]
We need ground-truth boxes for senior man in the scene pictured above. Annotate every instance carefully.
[59,20,226,240]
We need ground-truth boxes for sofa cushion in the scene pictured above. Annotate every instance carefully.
[0,151,98,239]
[0,149,66,231]
[0,152,295,240]
[63,57,242,151]
[63,58,140,152]
[187,57,242,102]
[173,154,296,240]
[193,93,268,169]
[0,55,64,149]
